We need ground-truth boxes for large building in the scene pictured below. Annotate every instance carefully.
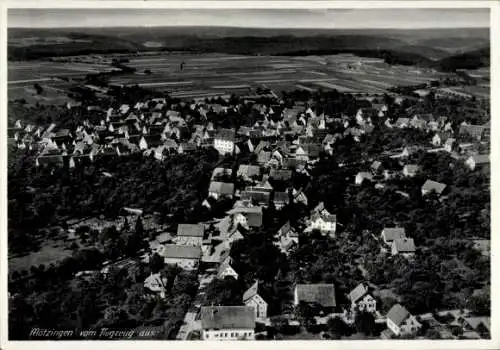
[200,306,256,340]
[214,129,237,155]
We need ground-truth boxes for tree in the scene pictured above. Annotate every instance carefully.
[354,310,376,335]
[150,253,164,274]
[327,317,352,337]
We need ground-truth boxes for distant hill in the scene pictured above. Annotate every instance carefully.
[434,47,490,72]
[8,26,489,70]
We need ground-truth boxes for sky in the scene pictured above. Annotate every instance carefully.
[8,8,490,29]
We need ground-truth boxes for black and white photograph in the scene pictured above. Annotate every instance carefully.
[1,1,497,347]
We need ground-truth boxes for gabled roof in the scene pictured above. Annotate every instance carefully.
[215,128,237,142]
[217,259,237,279]
[348,283,369,303]
[200,306,256,330]
[211,167,233,180]
[243,281,263,302]
[469,154,490,165]
[270,169,293,181]
[162,244,202,259]
[295,284,336,308]
[387,304,410,326]
[422,180,447,195]
[382,227,406,241]
[177,224,204,238]
[392,238,416,253]
[241,190,271,204]
[209,181,235,195]
[237,164,261,178]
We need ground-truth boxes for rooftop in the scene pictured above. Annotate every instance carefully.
[200,306,256,330]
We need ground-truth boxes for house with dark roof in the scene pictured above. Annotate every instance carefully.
[139,135,163,150]
[306,202,337,237]
[391,238,416,258]
[243,281,268,319]
[211,167,233,181]
[174,224,205,246]
[459,124,487,141]
[270,169,293,182]
[381,227,407,246]
[160,244,202,270]
[209,182,235,200]
[200,306,256,340]
[348,283,377,313]
[421,180,447,196]
[294,284,336,313]
[385,304,421,337]
[240,190,271,207]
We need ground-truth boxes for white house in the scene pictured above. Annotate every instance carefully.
[200,306,255,340]
[161,245,202,270]
[355,172,374,185]
[217,257,239,280]
[243,281,268,319]
[214,129,236,155]
[391,238,416,258]
[402,164,420,178]
[348,283,377,313]
[386,304,422,337]
[143,273,168,299]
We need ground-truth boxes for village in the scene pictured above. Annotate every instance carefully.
[7,84,491,341]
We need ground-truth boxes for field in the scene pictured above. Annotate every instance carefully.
[8,51,487,102]
[8,239,73,273]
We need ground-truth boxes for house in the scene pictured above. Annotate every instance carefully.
[355,172,374,185]
[371,161,384,174]
[214,129,236,155]
[294,284,336,313]
[402,164,420,177]
[386,304,422,337]
[391,238,416,257]
[175,224,205,246]
[293,188,308,206]
[143,273,168,299]
[459,124,486,141]
[243,281,268,319]
[274,221,299,255]
[200,306,256,340]
[226,206,263,228]
[139,135,163,150]
[217,257,239,280]
[431,133,443,147]
[395,118,410,128]
[269,169,292,182]
[461,317,491,338]
[161,244,202,270]
[381,227,406,246]
[240,190,271,207]
[237,165,261,180]
[257,151,272,165]
[178,142,197,154]
[273,191,290,209]
[211,167,233,181]
[209,182,235,199]
[421,180,447,196]
[348,283,377,313]
[307,207,337,237]
[465,154,489,171]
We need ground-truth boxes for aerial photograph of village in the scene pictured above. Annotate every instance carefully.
[5,7,491,342]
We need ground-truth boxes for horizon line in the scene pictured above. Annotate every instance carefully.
[8,25,490,30]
